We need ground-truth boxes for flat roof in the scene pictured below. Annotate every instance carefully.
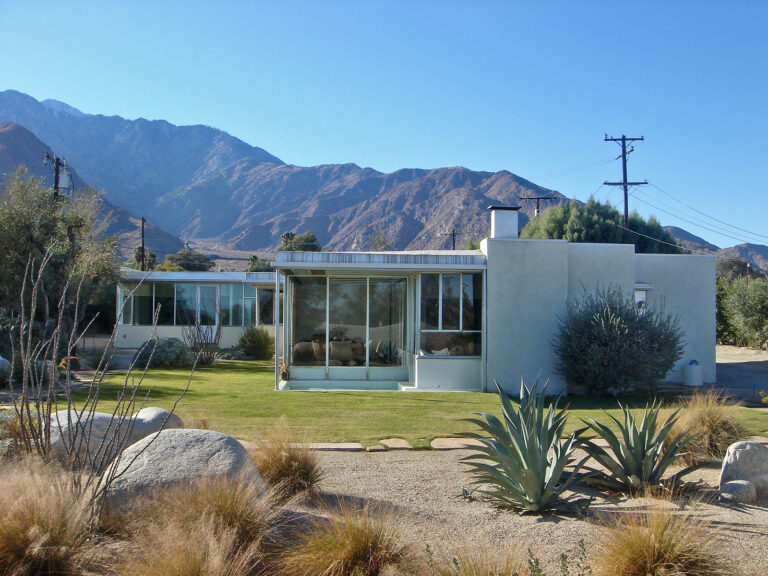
[273,250,487,271]
[120,268,279,284]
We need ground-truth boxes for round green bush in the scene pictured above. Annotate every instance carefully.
[133,338,194,369]
[554,285,684,396]
[237,325,274,360]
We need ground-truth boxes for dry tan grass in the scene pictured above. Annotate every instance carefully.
[0,456,107,576]
[424,543,528,576]
[119,517,264,576]
[670,390,747,465]
[593,496,730,576]
[280,500,412,576]
[251,418,323,501]
[125,473,281,551]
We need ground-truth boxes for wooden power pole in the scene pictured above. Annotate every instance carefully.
[603,134,648,228]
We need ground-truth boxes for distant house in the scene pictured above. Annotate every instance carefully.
[117,207,716,395]
[115,270,279,349]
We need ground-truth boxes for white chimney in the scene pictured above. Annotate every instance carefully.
[489,206,520,239]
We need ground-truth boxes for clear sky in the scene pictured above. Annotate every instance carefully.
[1,1,767,249]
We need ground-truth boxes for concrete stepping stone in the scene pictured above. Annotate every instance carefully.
[365,445,387,452]
[309,442,364,451]
[430,437,485,450]
[379,438,412,450]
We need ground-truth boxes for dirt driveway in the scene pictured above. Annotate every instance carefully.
[716,345,768,404]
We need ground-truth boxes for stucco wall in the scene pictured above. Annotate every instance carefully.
[115,325,275,349]
[483,238,569,395]
[567,243,635,298]
[634,254,716,384]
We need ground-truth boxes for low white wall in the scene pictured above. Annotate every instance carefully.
[414,357,482,390]
[115,325,275,349]
[634,254,716,384]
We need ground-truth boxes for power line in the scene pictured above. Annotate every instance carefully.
[647,182,768,242]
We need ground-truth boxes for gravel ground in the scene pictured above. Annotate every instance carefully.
[305,449,768,575]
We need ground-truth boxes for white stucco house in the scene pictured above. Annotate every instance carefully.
[116,207,716,395]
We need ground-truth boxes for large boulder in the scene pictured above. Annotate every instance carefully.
[49,407,184,469]
[720,441,768,496]
[130,407,184,442]
[102,428,264,511]
[719,480,757,504]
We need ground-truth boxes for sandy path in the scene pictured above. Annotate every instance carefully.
[307,449,768,574]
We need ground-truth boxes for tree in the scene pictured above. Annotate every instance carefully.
[277,230,322,252]
[521,198,681,254]
[247,254,274,271]
[132,244,157,269]
[0,168,119,337]
[163,249,214,271]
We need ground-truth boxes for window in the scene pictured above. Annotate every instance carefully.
[175,283,196,326]
[634,289,648,315]
[289,276,406,368]
[117,284,134,325]
[419,272,482,357]
[220,284,243,326]
[155,284,174,325]
[132,284,153,326]
[259,288,274,325]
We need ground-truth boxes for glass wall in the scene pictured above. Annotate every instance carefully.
[419,272,482,357]
[118,282,275,327]
[289,276,406,368]
[369,279,406,366]
[291,278,327,366]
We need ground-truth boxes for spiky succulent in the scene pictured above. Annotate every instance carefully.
[462,379,588,514]
[577,401,703,493]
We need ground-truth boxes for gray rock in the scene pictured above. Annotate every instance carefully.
[102,428,264,511]
[719,480,757,504]
[49,407,184,469]
[720,441,768,495]
[130,407,183,443]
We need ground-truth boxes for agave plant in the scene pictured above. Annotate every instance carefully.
[577,401,703,493]
[462,379,588,514]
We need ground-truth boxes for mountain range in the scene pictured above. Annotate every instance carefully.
[0,90,562,253]
[0,89,766,271]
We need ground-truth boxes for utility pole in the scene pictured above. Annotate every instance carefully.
[43,152,67,199]
[520,196,558,217]
[450,227,456,250]
[140,217,146,271]
[603,134,647,228]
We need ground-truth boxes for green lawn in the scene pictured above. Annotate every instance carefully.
[73,360,768,449]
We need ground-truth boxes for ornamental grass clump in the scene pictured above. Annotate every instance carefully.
[120,518,264,576]
[462,379,588,514]
[577,402,702,493]
[0,457,106,576]
[252,418,323,501]
[670,390,747,465]
[593,497,729,576]
[280,501,411,576]
[424,542,528,576]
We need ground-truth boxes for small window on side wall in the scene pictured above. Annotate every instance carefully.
[634,289,648,315]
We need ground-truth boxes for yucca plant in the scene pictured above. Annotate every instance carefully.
[577,402,703,493]
[462,379,589,514]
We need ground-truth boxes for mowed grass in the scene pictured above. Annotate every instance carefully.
[72,361,768,449]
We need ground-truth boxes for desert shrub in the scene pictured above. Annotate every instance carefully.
[424,543,527,576]
[593,499,729,576]
[462,379,588,514]
[133,337,194,369]
[280,501,410,576]
[120,518,263,576]
[0,356,10,386]
[0,458,106,576]
[670,390,747,465]
[252,419,323,500]
[554,285,683,396]
[126,474,279,551]
[577,402,702,493]
[237,324,274,360]
[722,277,768,348]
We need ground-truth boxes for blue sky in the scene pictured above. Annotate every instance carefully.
[1,1,767,248]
